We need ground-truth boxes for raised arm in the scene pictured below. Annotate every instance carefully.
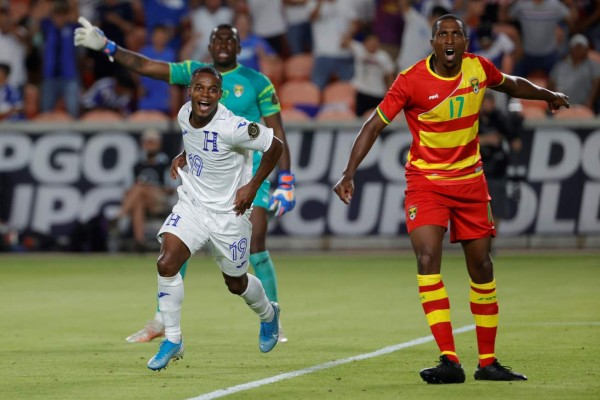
[74,16,170,81]
[333,113,387,204]
[493,74,570,113]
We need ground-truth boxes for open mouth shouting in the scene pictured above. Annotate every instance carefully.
[197,100,212,113]
[444,48,455,61]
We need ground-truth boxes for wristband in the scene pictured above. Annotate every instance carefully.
[278,171,295,186]
[103,39,117,56]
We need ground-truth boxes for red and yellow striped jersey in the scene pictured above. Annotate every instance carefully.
[377,53,504,185]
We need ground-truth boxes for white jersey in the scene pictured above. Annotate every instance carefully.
[177,102,274,213]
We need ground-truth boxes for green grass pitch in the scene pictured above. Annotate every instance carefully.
[1,251,599,400]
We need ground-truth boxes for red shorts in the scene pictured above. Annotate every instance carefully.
[404,178,496,243]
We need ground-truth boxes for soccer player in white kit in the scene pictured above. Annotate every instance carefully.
[147,66,283,371]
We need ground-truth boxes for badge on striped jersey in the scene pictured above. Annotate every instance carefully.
[470,78,480,94]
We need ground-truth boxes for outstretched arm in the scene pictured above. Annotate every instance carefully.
[333,114,387,204]
[112,47,170,81]
[493,74,570,113]
[74,16,170,81]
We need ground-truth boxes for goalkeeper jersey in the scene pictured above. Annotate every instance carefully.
[377,53,505,185]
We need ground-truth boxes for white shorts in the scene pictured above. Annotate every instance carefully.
[157,188,252,277]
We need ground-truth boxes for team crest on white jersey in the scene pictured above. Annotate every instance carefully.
[234,84,244,97]
[248,123,260,139]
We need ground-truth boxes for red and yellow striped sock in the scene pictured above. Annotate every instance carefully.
[470,279,498,368]
[418,274,459,363]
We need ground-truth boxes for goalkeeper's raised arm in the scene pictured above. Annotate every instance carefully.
[74,16,170,81]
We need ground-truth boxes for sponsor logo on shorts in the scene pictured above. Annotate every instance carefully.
[235,260,247,269]
[158,292,170,298]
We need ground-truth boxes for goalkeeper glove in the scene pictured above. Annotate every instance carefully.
[268,171,296,218]
[74,16,117,61]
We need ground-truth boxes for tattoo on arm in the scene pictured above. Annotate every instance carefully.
[114,49,146,72]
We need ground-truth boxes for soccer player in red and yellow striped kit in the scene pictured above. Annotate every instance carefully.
[334,14,570,384]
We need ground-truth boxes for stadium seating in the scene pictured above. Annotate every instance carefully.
[32,110,74,122]
[280,107,311,122]
[283,53,314,82]
[80,109,124,121]
[260,57,285,89]
[315,108,357,121]
[512,95,545,119]
[127,110,170,122]
[519,98,547,111]
[553,104,595,119]
[322,81,356,113]
[519,106,546,120]
[278,80,321,117]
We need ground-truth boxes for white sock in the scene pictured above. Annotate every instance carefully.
[240,274,274,322]
[153,311,163,324]
[157,273,184,343]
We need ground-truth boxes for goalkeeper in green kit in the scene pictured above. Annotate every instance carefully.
[74,18,295,343]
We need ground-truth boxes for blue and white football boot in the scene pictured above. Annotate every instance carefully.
[259,302,280,353]
[147,339,184,371]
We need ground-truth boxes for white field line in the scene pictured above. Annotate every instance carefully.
[505,321,600,326]
[186,324,476,400]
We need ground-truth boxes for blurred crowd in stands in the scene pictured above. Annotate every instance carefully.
[0,0,599,124]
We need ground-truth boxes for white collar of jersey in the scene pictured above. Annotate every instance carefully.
[186,102,230,127]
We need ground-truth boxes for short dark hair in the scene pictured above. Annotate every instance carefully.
[210,24,240,44]
[430,6,450,20]
[191,66,223,86]
[431,14,468,39]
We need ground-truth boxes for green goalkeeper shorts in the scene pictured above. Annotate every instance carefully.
[251,151,271,210]
[253,178,271,210]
